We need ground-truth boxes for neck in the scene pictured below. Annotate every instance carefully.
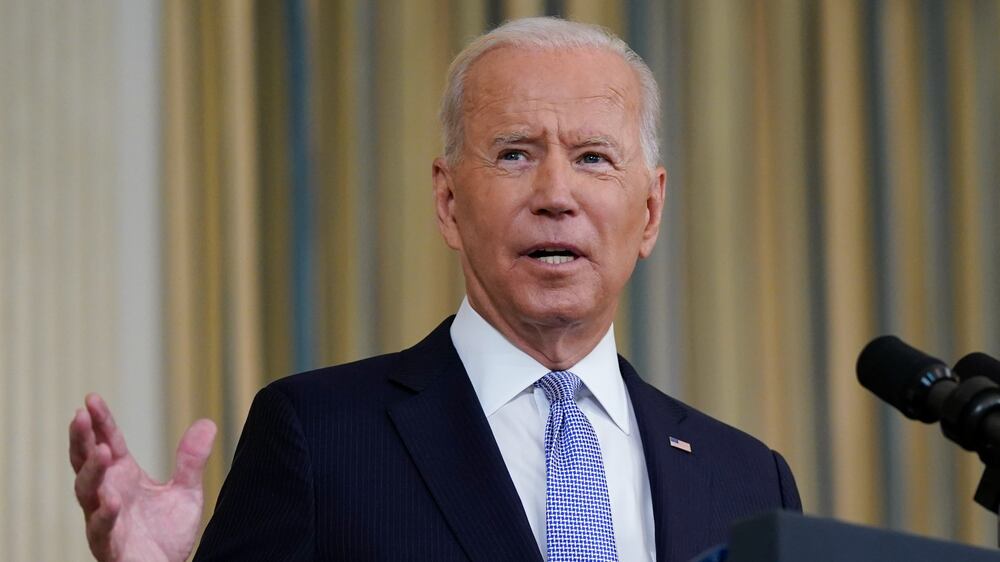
[466,294,615,372]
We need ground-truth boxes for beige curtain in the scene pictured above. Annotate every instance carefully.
[1,0,164,559]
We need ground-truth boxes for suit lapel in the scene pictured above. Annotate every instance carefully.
[388,320,543,562]
[621,357,713,562]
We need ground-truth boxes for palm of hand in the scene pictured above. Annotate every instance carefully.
[70,394,217,562]
[100,458,204,562]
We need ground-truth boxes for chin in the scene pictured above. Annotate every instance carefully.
[515,290,600,328]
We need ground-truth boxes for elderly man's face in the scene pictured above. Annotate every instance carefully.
[434,46,665,333]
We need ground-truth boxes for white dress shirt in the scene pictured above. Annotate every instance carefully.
[451,297,656,561]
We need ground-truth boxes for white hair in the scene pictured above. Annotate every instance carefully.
[439,17,661,170]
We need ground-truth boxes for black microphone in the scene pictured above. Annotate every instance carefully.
[857,336,1000,451]
[856,335,957,423]
[955,352,1000,384]
[859,338,1000,515]
[948,352,1000,461]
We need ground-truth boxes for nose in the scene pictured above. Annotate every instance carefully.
[530,152,578,218]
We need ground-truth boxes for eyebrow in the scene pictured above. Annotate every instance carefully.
[490,131,534,147]
[489,131,624,155]
[576,135,622,153]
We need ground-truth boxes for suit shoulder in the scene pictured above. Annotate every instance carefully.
[681,397,773,455]
[265,317,456,405]
[636,379,778,462]
[265,351,403,405]
[634,380,801,508]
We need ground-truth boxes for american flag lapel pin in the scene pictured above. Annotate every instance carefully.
[669,436,692,453]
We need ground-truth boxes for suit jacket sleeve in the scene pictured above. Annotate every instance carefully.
[194,385,315,561]
[772,450,802,512]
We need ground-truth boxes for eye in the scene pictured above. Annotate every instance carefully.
[499,150,526,161]
[578,152,607,165]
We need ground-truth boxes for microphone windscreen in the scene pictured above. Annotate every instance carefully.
[856,335,950,421]
[954,352,1000,384]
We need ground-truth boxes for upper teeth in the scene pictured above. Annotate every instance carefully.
[537,255,574,265]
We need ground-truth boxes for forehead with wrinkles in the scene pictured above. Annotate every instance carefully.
[460,46,643,145]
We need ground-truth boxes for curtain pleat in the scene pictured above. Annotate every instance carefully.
[750,0,818,512]
[818,0,881,524]
[685,0,759,433]
[946,0,995,544]
[879,0,936,535]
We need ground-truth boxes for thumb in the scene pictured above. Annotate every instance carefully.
[171,418,217,489]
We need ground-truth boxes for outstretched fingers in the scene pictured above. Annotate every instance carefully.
[75,443,112,514]
[85,393,131,460]
[172,419,217,489]
[69,407,97,473]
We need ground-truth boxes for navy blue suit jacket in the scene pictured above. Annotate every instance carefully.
[195,317,801,561]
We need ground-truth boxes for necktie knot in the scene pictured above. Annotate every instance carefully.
[534,370,582,403]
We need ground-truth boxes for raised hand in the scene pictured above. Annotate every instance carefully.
[69,394,217,562]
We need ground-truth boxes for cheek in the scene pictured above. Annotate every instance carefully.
[594,195,647,239]
[454,192,520,254]
[458,178,530,229]
[589,202,648,280]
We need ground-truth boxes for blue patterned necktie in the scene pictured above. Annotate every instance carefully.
[535,371,618,561]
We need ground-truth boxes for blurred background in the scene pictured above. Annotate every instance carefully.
[1,0,998,559]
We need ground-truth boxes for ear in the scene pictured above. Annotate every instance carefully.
[637,165,666,259]
[432,157,463,251]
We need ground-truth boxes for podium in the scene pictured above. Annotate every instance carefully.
[713,510,1000,561]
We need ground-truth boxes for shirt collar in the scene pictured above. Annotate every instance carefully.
[450,297,630,435]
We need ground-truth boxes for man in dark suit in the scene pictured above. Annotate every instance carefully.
[70,17,800,562]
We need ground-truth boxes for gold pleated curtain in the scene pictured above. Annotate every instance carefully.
[162,0,1000,548]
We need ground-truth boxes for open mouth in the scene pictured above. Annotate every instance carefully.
[527,247,579,265]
